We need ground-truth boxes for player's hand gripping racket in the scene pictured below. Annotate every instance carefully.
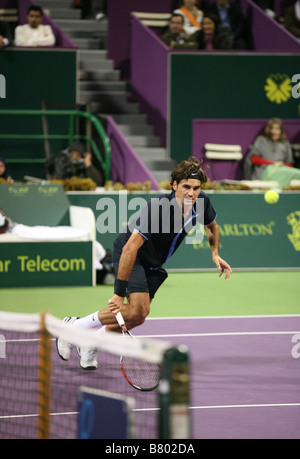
[115,311,161,391]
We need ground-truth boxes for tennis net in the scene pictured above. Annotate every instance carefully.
[0,311,190,439]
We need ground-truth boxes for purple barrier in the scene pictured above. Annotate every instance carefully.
[109,0,300,81]
[240,0,300,52]
[106,116,159,190]
[2,0,18,7]
[107,0,176,79]
[16,0,77,48]
[131,15,169,147]
[192,119,300,181]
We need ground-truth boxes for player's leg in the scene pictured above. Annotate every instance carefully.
[56,261,150,368]
[103,291,151,332]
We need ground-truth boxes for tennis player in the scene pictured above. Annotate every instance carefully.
[57,156,232,369]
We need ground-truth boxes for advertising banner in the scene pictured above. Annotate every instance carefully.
[0,242,93,287]
[68,191,300,270]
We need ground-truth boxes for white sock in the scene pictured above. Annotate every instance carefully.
[73,312,101,329]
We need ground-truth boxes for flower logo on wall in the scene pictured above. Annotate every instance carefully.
[264,73,292,104]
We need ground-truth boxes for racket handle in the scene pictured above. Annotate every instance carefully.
[115,311,125,327]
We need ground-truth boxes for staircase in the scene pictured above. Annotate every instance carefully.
[39,0,175,183]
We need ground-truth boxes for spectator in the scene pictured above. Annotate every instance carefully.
[46,141,104,186]
[14,5,55,47]
[196,13,233,50]
[76,0,106,20]
[284,0,300,39]
[244,118,300,187]
[0,21,12,48]
[0,157,13,181]
[93,0,106,20]
[252,0,275,18]
[173,0,204,36]
[161,13,198,49]
[208,0,248,49]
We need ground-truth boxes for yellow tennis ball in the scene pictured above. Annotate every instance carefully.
[264,190,279,204]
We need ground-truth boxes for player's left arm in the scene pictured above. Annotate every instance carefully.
[206,220,232,279]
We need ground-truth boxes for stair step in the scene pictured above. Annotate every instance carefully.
[80,69,121,81]
[151,170,173,182]
[71,37,105,49]
[134,148,167,160]
[54,19,107,31]
[79,49,108,60]
[39,0,74,7]
[60,29,106,39]
[107,113,148,124]
[88,100,140,114]
[125,135,161,147]
[46,8,81,19]
[79,90,130,103]
[117,124,154,136]
[143,159,176,170]
[80,60,114,70]
[80,81,127,91]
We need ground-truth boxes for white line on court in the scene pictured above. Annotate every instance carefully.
[2,402,300,419]
[133,402,300,412]
[138,331,300,339]
[147,314,300,320]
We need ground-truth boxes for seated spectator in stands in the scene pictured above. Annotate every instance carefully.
[46,141,104,186]
[173,0,204,36]
[0,21,12,48]
[14,5,56,47]
[196,13,233,49]
[161,13,198,49]
[75,0,106,20]
[252,0,275,18]
[208,0,248,49]
[0,156,13,181]
[284,0,300,39]
[244,118,300,188]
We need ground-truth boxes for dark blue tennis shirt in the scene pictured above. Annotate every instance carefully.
[114,190,217,269]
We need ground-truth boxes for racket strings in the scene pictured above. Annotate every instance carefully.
[121,356,161,391]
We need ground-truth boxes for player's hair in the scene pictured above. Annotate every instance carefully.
[170,156,208,187]
[264,118,288,142]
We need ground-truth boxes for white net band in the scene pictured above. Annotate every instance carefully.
[0,311,170,364]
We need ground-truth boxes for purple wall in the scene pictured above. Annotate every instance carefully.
[1,0,18,7]
[107,116,159,189]
[240,0,300,52]
[107,0,176,80]
[109,0,300,80]
[192,119,300,181]
[131,15,169,147]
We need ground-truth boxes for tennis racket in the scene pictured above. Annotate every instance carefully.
[115,311,161,391]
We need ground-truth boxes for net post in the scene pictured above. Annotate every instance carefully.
[159,345,191,439]
[37,312,51,439]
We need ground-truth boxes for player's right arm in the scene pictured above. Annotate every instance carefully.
[108,230,146,314]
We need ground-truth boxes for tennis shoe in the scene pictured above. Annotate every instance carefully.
[56,316,79,361]
[77,346,98,370]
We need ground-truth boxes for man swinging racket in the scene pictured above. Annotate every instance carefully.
[57,157,232,369]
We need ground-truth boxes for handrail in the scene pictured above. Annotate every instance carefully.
[0,109,111,180]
